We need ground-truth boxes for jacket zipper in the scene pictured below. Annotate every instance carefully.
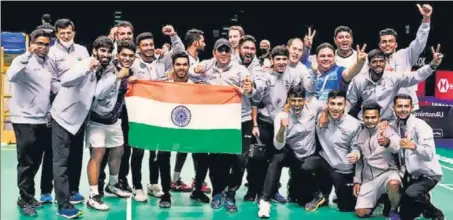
[367,130,374,180]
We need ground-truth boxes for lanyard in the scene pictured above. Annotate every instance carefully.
[316,73,330,99]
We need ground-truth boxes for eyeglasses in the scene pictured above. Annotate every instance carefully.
[34,42,50,47]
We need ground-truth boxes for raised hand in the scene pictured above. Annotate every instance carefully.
[304,27,316,49]
[162,25,176,36]
[242,75,253,94]
[117,67,130,79]
[377,127,389,146]
[417,4,433,19]
[431,44,443,66]
[356,44,367,63]
[400,133,416,150]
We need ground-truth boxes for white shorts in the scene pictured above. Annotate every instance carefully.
[355,170,401,209]
[86,119,124,148]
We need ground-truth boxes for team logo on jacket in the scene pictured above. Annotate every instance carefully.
[171,105,191,127]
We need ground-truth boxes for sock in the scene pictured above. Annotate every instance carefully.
[109,175,119,185]
[90,185,99,197]
[173,172,181,182]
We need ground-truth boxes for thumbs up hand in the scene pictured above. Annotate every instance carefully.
[400,133,416,150]
[377,127,390,147]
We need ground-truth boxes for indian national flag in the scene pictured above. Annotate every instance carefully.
[125,80,242,154]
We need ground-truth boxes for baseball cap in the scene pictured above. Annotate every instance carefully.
[213,38,231,50]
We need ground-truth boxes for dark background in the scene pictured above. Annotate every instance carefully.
[2,1,453,95]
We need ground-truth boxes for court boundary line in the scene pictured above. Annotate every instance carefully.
[439,184,453,191]
[127,173,132,220]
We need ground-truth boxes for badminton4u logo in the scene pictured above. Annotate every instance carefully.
[437,78,452,93]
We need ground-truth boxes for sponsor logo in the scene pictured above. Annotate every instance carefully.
[437,78,452,93]
[414,111,444,118]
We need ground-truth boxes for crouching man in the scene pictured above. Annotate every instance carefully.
[352,102,402,220]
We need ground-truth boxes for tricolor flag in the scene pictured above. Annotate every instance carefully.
[125,80,242,154]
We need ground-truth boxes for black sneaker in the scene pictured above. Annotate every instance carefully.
[305,192,327,211]
[190,191,210,203]
[423,201,445,220]
[243,191,256,202]
[118,180,133,193]
[159,193,171,208]
[17,197,37,217]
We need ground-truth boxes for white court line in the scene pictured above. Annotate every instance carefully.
[441,165,453,171]
[126,174,132,220]
[439,184,453,191]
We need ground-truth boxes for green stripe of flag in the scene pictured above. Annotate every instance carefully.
[129,122,242,154]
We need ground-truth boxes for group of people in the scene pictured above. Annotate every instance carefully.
[5,3,446,220]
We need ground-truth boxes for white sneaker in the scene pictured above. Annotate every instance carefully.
[134,189,148,202]
[106,183,132,198]
[258,199,271,218]
[147,184,164,198]
[87,195,109,211]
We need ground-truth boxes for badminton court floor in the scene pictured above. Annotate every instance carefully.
[1,146,453,220]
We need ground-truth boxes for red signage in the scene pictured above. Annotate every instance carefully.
[435,71,453,100]
[417,80,426,97]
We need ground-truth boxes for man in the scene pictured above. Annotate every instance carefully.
[228,25,245,63]
[352,102,402,219]
[162,43,171,55]
[189,38,255,212]
[257,39,271,68]
[238,35,261,74]
[86,40,135,211]
[36,14,55,36]
[375,4,432,113]
[6,29,52,217]
[50,36,115,218]
[347,47,441,122]
[305,43,367,101]
[246,45,301,204]
[154,52,197,207]
[284,37,316,203]
[129,27,186,201]
[171,29,209,193]
[96,20,136,197]
[112,21,134,56]
[185,29,205,67]
[390,94,445,220]
[305,89,362,212]
[257,85,324,218]
[46,18,90,205]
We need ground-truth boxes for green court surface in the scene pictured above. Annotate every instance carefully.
[2,147,453,220]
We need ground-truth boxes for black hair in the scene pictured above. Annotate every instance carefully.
[367,49,385,63]
[379,28,398,40]
[93,36,114,51]
[184,29,204,48]
[116,40,136,54]
[334,26,353,37]
[30,29,52,43]
[327,89,346,100]
[239,35,256,47]
[393,94,413,105]
[171,51,189,63]
[288,84,306,98]
[316,42,335,55]
[135,32,154,46]
[54,19,75,32]
[270,45,289,58]
[362,102,382,114]
[42,14,51,23]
